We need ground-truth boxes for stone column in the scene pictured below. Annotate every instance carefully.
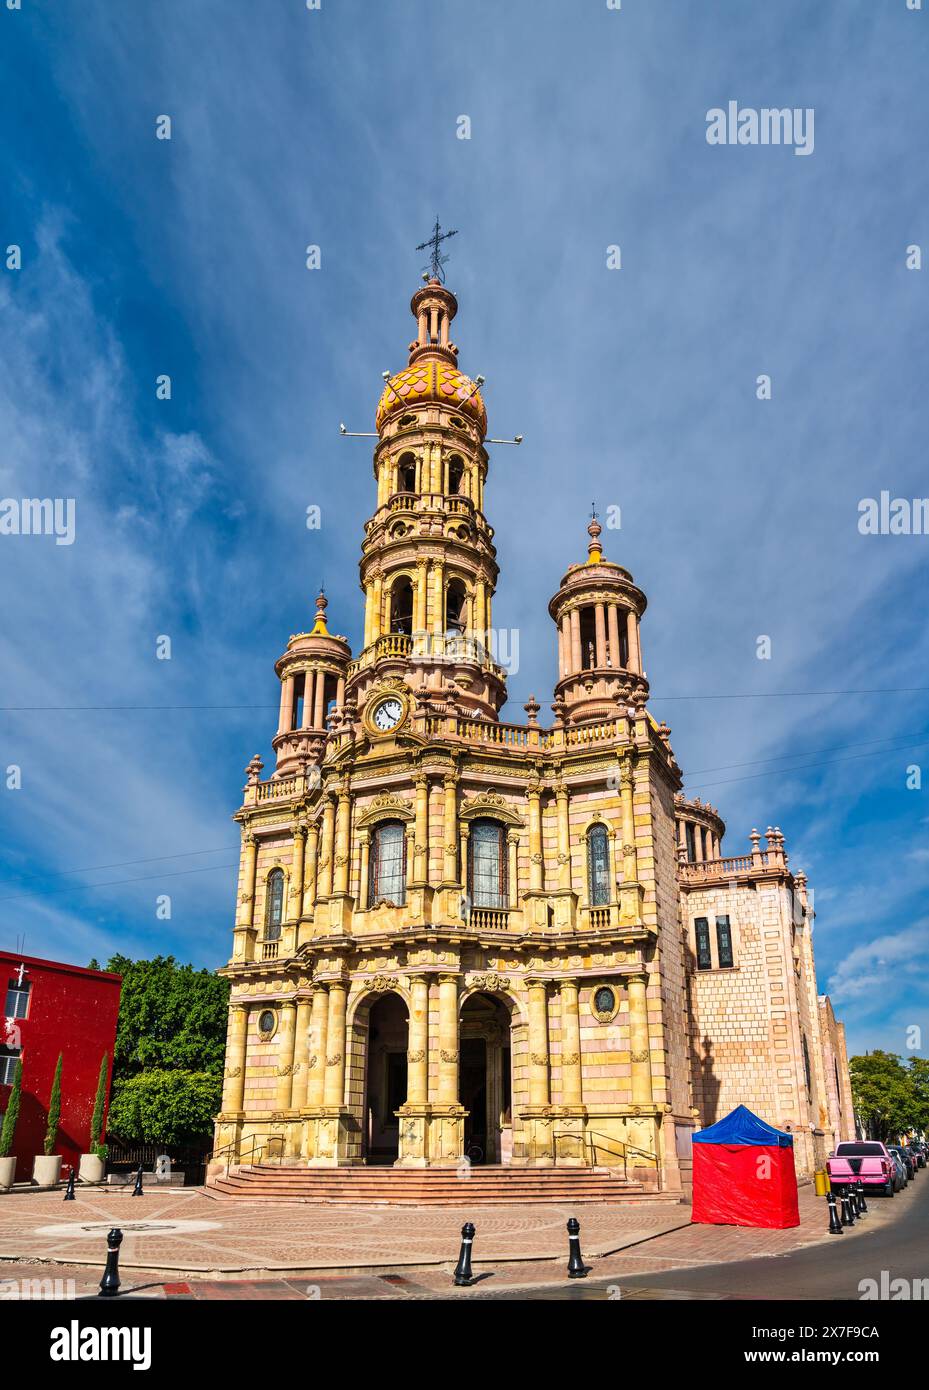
[277,673,294,736]
[442,774,458,884]
[559,980,583,1105]
[275,1000,298,1111]
[558,617,568,678]
[407,975,429,1104]
[289,821,306,921]
[526,979,550,1105]
[432,559,445,637]
[527,783,544,892]
[317,795,336,898]
[555,784,571,890]
[235,832,258,929]
[507,832,519,909]
[363,583,374,648]
[371,575,383,643]
[607,604,621,668]
[333,786,352,895]
[292,998,312,1109]
[221,1004,248,1113]
[358,832,371,910]
[307,987,329,1107]
[414,560,428,649]
[627,973,653,1104]
[473,580,486,643]
[569,608,582,673]
[437,974,460,1104]
[594,602,607,667]
[302,821,319,915]
[627,610,641,674]
[620,758,637,882]
[458,823,470,893]
[301,671,315,729]
[313,669,326,729]
[323,982,348,1106]
[413,772,429,885]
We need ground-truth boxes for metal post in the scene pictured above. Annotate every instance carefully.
[856,1179,868,1216]
[453,1222,475,1287]
[99,1228,123,1297]
[567,1216,588,1278]
[826,1190,843,1235]
[63,1165,76,1201]
[131,1163,144,1197]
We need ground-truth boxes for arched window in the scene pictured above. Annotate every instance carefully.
[445,578,466,634]
[369,821,407,906]
[397,452,417,493]
[389,576,413,635]
[580,606,597,669]
[469,819,507,909]
[587,824,610,906]
[447,455,464,495]
[265,869,285,940]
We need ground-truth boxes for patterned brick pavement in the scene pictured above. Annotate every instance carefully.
[0,1181,868,1294]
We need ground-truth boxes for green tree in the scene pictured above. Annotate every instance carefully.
[907,1056,929,1134]
[105,955,230,1081]
[107,1071,221,1146]
[44,1054,63,1156]
[0,1059,23,1157]
[89,1052,109,1157]
[849,1050,918,1141]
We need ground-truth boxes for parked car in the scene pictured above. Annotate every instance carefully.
[886,1147,908,1191]
[889,1144,915,1182]
[827,1141,896,1197]
[905,1142,925,1170]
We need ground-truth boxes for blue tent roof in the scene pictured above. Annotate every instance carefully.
[693,1104,794,1148]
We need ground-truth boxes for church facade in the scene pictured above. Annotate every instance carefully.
[212,277,852,1192]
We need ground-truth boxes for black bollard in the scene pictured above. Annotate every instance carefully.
[856,1179,868,1216]
[826,1190,843,1235]
[453,1222,475,1287]
[63,1165,76,1201]
[850,1184,862,1219]
[566,1217,588,1278]
[844,1189,857,1226]
[131,1163,144,1197]
[99,1228,123,1297]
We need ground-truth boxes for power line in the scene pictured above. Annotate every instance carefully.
[685,739,929,794]
[685,730,929,777]
[0,846,238,888]
[0,862,238,905]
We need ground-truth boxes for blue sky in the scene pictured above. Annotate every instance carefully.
[0,0,927,1060]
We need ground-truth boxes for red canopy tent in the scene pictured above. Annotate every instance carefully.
[691,1104,800,1229]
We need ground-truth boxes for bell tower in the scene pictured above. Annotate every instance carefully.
[349,278,507,720]
[548,513,649,724]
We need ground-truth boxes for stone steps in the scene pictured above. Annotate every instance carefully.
[207,1163,658,1205]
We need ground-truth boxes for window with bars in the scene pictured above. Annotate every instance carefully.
[802,1033,812,1098]
[469,820,507,909]
[694,917,712,970]
[0,1046,21,1086]
[4,980,30,1019]
[716,915,734,969]
[369,821,407,906]
[265,869,285,939]
[587,825,610,906]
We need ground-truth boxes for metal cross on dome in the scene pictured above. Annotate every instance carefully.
[416,217,458,283]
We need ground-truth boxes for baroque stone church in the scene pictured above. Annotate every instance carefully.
[212,275,853,1195]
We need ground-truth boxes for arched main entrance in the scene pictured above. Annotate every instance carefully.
[360,993,409,1164]
[459,992,513,1164]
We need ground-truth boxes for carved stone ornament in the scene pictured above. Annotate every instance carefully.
[562,1052,580,1066]
[530,1053,548,1066]
[276,1064,296,1077]
[408,1050,426,1064]
[224,1066,242,1079]
[326,1053,342,1067]
[370,974,399,992]
[440,1049,459,1064]
[307,1055,318,1070]
[631,1048,650,1064]
[469,973,510,993]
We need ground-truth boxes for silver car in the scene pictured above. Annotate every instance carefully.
[886,1148,907,1191]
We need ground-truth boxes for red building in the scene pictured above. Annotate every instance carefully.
[0,952,121,1182]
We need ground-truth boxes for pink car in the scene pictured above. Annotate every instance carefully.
[827,1141,895,1196]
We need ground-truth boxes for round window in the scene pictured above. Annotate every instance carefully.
[258,1009,276,1034]
[594,986,616,1015]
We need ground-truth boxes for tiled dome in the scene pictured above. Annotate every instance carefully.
[376,360,487,434]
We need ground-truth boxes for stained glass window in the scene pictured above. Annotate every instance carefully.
[587,824,610,905]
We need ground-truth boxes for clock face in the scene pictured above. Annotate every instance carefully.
[372,697,403,732]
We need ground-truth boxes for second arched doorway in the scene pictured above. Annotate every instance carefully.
[459,992,513,1164]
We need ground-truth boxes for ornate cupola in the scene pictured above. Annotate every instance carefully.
[349,277,507,722]
[547,513,649,724]
[271,590,351,776]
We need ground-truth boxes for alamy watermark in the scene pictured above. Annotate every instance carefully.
[0,497,75,545]
[706,102,814,157]
[858,492,929,535]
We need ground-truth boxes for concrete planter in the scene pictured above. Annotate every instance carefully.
[32,1155,62,1189]
[0,1157,16,1192]
[78,1154,105,1184]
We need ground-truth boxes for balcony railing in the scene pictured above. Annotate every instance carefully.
[468,906,511,931]
[259,938,280,961]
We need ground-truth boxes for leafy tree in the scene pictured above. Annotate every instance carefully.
[907,1056,929,1134]
[107,1071,221,1146]
[87,958,100,972]
[0,1059,23,1157]
[44,1054,63,1156]
[105,955,229,1081]
[849,1050,919,1141]
[89,1052,109,1157]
